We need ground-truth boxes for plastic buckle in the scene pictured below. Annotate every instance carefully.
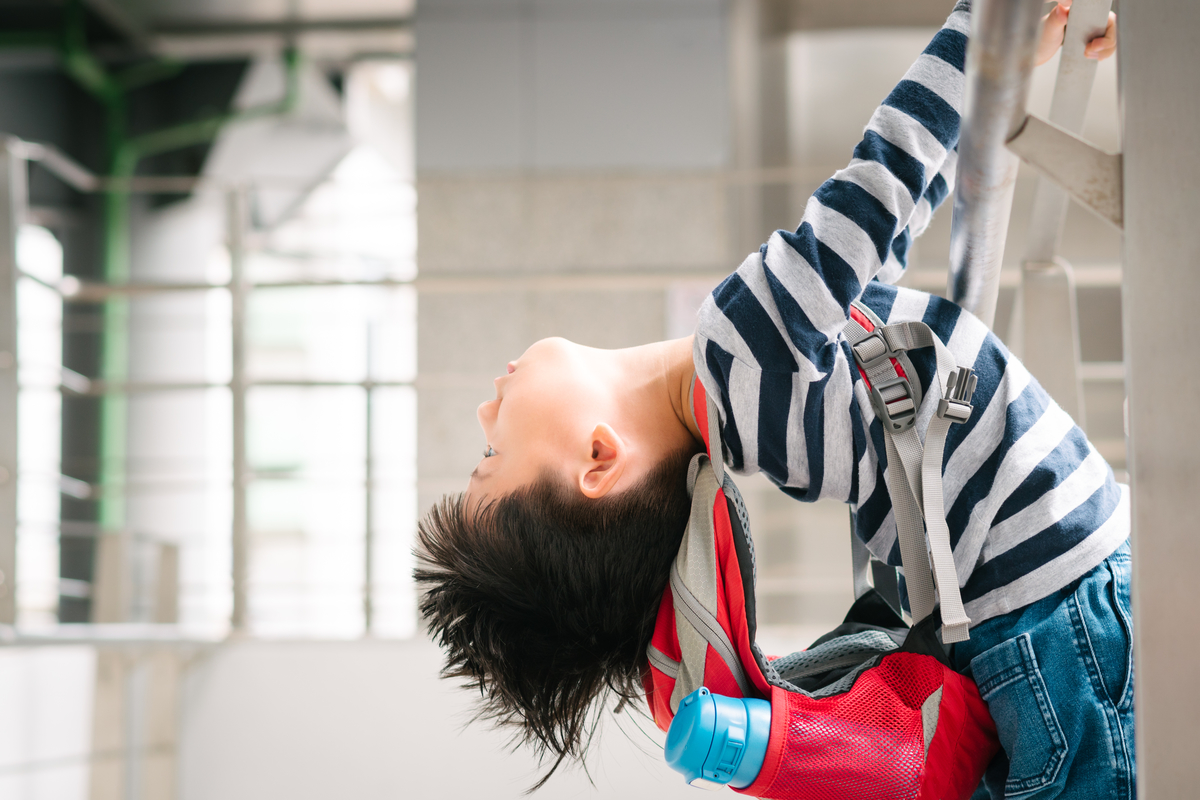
[936,367,977,424]
[854,333,918,433]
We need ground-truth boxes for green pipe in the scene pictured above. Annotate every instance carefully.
[58,0,130,534]
[54,0,302,560]
[114,59,185,91]
[95,54,300,535]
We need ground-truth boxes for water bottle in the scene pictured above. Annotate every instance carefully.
[664,687,771,790]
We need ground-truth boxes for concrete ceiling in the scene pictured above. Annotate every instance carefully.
[763,0,962,32]
[96,0,950,32]
[79,0,953,60]
[102,0,415,27]
[85,0,414,60]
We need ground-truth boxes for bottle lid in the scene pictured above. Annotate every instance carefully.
[664,687,771,789]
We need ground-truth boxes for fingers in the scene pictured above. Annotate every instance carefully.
[1035,2,1070,67]
[1085,12,1118,61]
[1036,6,1118,67]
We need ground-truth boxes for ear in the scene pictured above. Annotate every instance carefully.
[578,423,627,499]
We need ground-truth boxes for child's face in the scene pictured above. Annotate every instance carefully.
[466,337,607,504]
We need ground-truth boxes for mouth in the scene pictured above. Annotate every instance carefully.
[507,362,516,374]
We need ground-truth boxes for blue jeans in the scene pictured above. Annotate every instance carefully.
[952,540,1135,800]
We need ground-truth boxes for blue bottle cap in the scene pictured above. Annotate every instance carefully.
[664,687,771,790]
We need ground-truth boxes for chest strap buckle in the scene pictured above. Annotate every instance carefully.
[936,367,977,423]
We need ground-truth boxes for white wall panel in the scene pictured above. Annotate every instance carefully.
[178,639,699,800]
[0,647,96,800]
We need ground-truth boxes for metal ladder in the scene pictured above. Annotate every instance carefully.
[949,0,1117,428]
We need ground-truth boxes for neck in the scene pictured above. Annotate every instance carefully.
[606,336,703,456]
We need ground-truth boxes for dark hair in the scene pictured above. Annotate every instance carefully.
[414,446,698,790]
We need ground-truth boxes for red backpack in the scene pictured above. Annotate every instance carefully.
[644,305,999,800]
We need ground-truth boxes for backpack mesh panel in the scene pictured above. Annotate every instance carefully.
[771,631,899,682]
[755,653,942,800]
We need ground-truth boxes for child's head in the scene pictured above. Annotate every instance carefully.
[464,336,697,500]
[415,335,702,786]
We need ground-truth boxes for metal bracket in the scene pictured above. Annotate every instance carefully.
[1007,113,1123,230]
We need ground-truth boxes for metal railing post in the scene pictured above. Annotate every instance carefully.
[0,139,24,625]
[947,0,1045,328]
[228,188,249,634]
[363,323,375,635]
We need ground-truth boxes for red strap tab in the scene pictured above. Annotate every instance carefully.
[849,304,875,333]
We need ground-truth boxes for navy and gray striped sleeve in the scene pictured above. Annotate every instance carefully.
[694,4,971,491]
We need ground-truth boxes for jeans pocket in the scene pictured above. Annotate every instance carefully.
[971,633,1068,797]
[1105,553,1135,710]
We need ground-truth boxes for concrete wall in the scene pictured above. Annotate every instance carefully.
[414,0,737,510]
[177,638,697,800]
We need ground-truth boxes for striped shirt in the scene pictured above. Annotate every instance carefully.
[692,2,1129,626]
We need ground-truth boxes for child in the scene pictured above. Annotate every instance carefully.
[415,2,1127,797]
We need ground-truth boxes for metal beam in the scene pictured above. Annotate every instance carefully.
[1120,0,1200,794]
[83,0,155,54]
[0,140,24,626]
[1007,114,1122,229]
[0,622,219,648]
[947,0,1045,328]
[53,379,412,397]
[148,17,412,36]
[13,140,100,194]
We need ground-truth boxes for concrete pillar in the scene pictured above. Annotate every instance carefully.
[1120,0,1200,793]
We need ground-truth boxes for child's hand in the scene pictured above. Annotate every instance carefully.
[1035,0,1118,66]
[1084,12,1117,61]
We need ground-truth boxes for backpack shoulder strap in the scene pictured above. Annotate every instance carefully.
[844,300,977,644]
[663,453,753,713]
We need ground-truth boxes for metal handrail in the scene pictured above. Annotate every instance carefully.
[3,133,419,639]
[0,623,221,648]
[947,0,1046,328]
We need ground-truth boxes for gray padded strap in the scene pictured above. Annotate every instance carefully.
[922,414,971,643]
[665,453,750,712]
[844,303,972,642]
[884,428,937,624]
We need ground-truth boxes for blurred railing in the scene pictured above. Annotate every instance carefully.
[1,136,418,645]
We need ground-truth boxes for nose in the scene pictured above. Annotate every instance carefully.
[477,397,499,433]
